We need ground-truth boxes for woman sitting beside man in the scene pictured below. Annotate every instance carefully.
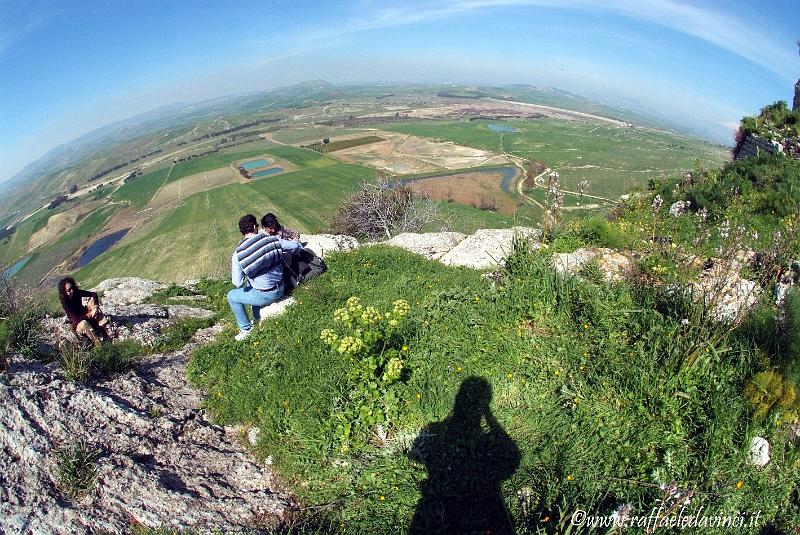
[58,277,111,345]
[260,213,300,241]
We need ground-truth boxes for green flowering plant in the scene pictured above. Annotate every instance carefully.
[320,296,411,449]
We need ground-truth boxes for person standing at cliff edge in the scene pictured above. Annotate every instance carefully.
[228,214,301,341]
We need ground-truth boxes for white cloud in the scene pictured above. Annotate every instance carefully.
[327,0,797,82]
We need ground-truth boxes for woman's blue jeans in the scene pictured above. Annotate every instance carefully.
[227,284,283,331]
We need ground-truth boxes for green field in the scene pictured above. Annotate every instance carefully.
[111,144,279,208]
[75,145,531,284]
[77,147,371,283]
[383,120,729,199]
[0,208,55,268]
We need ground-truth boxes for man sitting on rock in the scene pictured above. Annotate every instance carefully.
[58,277,111,346]
[229,214,301,341]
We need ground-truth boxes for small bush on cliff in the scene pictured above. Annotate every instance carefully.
[0,275,44,360]
[329,177,438,240]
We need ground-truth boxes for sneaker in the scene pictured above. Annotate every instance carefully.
[234,329,252,341]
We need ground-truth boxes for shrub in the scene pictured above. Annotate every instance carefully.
[743,369,799,424]
[329,178,438,240]
[320,296,411,449]
[54,438,101,500]
[60,342,93,382]
[568,214,627,249]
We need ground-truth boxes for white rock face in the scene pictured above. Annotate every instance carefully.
[92,277,168,306]
[303,234,359,259]
[259,296,296,319]
[694,260,759,323]
[383,232,467,260]
[747,436,770,467]
[552,247,633,282]
[553,248,597,276]
[440,227,541,270]
[0,325,293,533]
[166,305,215,320]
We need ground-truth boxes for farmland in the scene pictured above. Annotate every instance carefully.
[383,119,729,198]
[1,84,732,286]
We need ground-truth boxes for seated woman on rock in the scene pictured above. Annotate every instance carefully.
[58,277,111,345]
[260,213,300,241]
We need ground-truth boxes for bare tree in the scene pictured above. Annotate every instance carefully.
[330,177,439,240]
[577,178,591,205]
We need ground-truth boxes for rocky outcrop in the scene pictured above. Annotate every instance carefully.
[439,227,540,269]
[0,325,294,533]
[304,234,359,259]
[693,258,760,323]
[92,277,168,306]
[38,278,216,352]
[383,232,467,260]
[552,247,633,282]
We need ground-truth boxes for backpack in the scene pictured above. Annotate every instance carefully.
[282,247,327,295]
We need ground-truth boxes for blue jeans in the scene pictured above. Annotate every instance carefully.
[227,284,284,331]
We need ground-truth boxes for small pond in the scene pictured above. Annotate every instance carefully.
[250,167,284,178]
[488,124,518,133]
[73,229,130,269]
[3,256,31,278]
[241,159,271,170]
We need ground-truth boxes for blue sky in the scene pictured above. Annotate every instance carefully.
[1,0,798,182]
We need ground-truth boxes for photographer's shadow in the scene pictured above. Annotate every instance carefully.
[409,376,520,534]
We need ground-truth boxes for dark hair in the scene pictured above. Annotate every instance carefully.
[58,277,78,309]
[238,214,258,235]
[260,213,280,231]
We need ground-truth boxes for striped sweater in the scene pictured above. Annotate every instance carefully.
[235,233,282,280]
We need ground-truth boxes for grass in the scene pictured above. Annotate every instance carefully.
[187,244,800,533]
[54,438,101,500]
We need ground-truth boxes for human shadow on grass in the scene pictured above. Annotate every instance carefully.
[409,376,520,534]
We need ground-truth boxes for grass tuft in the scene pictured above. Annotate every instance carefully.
[54,438,101,500]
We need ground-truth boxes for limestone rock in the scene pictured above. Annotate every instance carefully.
[92,278,168,306]
[440,227,540,270]
[0,325,294,533]
[747,436,770,467]
[552,247,632,282]
[259,296,296,319]
[303,234,359,259]
[553,248,596,275]
[166,305,215,320]
[383,232,467,260]
[694,260,759,323]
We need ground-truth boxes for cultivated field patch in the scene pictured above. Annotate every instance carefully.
[408,168,521,215]
[149,167,239,209]
[332,131,510,174]
[27,201,105,251]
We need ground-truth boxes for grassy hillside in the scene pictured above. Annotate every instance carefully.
[187,243,799,533]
